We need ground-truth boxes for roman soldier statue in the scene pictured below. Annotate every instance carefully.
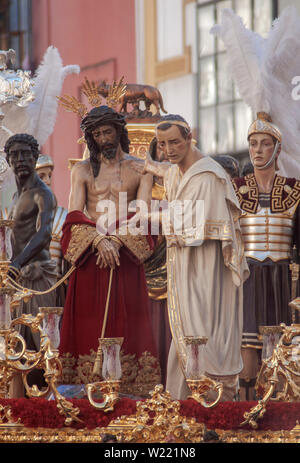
[212,6,300,400]
[232,113,300,399]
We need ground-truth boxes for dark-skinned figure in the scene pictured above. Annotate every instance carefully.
[5,133,57,395]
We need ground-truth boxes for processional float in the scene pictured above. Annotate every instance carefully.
[1,46,298,440]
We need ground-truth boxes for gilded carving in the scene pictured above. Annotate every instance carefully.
[64,224,98,265]
[109,384,205,443]
[0,426,299,443]
[117,233,154,263]
[60,349,161,398]
[242,305,300,429]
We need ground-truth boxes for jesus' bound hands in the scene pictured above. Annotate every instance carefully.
[93,235,122,269]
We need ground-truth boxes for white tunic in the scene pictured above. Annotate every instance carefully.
[164,157,249,399]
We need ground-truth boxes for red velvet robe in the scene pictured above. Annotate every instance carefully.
[59,211,161,395]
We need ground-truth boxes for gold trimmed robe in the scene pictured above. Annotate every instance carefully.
[164,157,249,399]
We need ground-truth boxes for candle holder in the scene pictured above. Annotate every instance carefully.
[184,336,223,408]
[242,300,300,429]
[259,325,283,360]
[0,219,81,426]
[0,219,13,262]
[86,337,123,412]
[39,307,63,349]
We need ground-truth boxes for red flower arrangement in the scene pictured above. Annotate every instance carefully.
[0,397,137,429]
[0,398,299,430]
[180,400,300,431]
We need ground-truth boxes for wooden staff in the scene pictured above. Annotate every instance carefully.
[93,268,114,375]
[101,267,114,338]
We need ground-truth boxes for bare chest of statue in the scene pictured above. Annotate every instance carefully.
[10,190,39,255]
[85,160,140,221]
[12,190,38,225]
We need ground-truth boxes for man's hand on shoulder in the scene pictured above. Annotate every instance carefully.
[128,157,147,175]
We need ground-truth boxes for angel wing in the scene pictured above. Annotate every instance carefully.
[26,46,80,147]
[263,7,300,88]
[211,8,267,114]
[261,6,300,168]
[212,7,300,178]
[0,105,30,151]
[0,46,80,150]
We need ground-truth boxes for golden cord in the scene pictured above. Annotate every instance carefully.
[92,267,114,375]
[101,267,114,338]
[7,265,76,296]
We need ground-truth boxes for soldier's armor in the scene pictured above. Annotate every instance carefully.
[240,203,296,262]
[232,174,300,262]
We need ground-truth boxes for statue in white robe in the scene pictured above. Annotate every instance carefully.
[129,114,249,401]
[164,157,249,400]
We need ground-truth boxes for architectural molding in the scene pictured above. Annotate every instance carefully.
[144,0,194,86]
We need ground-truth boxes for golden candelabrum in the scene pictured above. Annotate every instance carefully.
[184,336,223,407]
[0,219,81,426]
[86,337,123,412]
[242,300,300,429]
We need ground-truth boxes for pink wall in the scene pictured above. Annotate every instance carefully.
[31,0,137,208]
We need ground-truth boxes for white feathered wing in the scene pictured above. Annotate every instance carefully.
[211,6,300,179]
[0,46,80,150]
[26,46,80,147]
[0,46,80,213]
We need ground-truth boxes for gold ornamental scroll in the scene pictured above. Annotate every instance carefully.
[126,123,156,160]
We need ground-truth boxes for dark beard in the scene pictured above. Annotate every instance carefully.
[101,145,118,159]
[98,135,120,160]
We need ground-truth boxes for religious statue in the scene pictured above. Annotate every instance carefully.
[212,7,300,400]
[5,133,57,393]
[231,113,300,399]
[58,84,161,395]
[130,114,249,401]
[213,154,240,179]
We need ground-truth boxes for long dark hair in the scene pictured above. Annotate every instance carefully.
[80,106,130,178]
